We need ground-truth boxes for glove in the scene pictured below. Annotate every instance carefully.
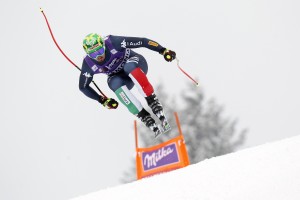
[100,97,119,109]
[160,48,176,62]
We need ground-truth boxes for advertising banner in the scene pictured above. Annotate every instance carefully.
[135,113,190,180]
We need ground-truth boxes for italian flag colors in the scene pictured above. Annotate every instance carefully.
[115,86,143,115]
[129,68,154,97]
[115,68,155,115]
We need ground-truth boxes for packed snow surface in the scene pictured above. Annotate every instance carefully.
[72,135,300,200]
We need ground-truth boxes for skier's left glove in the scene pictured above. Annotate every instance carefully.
[160,48,176,62]
[100,97,119,109]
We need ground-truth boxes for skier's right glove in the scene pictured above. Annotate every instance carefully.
[100,97,119,109]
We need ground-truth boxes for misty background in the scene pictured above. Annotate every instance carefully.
[1,0,300,200]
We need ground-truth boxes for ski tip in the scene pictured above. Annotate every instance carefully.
[40,7,43,12]
[154,128,162,139]
[154,132,163,139]
[154,126,171,139]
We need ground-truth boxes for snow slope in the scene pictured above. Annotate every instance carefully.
[71,135,300,200]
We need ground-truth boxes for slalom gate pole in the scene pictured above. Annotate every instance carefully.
[175,58,199,86]
[39,8,107,98]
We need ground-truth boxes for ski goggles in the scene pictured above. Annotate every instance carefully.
[88,46,105,59]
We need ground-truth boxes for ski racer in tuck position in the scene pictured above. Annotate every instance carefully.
[80,33,176,137]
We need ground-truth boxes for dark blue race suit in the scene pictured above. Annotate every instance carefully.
[79,35,165,103]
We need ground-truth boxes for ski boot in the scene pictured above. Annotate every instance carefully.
[137,108,162,138]
[145,93,171,133]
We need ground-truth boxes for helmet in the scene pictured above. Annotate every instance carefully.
[82,33,105,54]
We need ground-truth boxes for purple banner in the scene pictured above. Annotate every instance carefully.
[142,143,179,171]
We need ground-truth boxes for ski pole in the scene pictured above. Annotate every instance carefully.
[39,8,107,98]
[175,58,199,86]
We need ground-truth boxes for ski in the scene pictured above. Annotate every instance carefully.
[154,118,171,139]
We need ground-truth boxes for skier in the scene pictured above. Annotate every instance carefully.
[79,33,176,137]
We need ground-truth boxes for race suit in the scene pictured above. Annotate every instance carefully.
[79,35,165,115]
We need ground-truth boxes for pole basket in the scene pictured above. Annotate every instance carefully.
[134,112,190,180]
